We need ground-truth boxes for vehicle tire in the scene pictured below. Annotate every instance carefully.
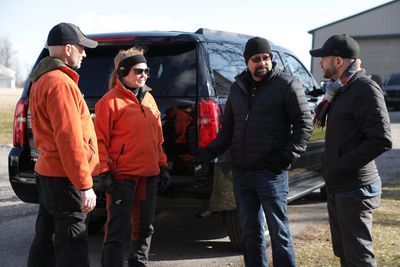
[224,209,243,250]
[88,216,106,235]
[224,209,269,250]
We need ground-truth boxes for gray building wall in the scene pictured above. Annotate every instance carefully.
[309,0,400,84]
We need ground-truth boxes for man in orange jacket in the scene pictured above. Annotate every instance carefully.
[27,22,99,267]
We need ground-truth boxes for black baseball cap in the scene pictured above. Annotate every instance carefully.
[46,22,98,48]
[309,34,359,58]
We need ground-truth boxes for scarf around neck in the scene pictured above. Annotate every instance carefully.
[313,58,361,128]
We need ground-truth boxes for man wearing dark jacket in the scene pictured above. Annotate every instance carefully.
[310,34,392,267]
[195,37,313,267]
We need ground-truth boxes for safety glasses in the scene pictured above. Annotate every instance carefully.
[132,68,150,75]
[250,55,271,63]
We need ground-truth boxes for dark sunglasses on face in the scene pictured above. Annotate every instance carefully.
[132,68,150,75]
[250,55,271,63]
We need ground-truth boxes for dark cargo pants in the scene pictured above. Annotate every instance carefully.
[28,175,90,267]
[101,176,158,267]
[327,192,380,267]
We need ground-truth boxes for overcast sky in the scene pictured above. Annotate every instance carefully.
[0,0,392,78]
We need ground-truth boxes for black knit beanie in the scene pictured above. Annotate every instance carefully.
[244,36,272,63]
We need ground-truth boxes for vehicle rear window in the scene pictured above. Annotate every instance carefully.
[207,42,245,95]
[78,43,197,97]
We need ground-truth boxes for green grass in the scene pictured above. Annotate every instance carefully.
[293,177,400,267]
[0,105,14,145]
[0,89,21,145]
[309,126,326,141]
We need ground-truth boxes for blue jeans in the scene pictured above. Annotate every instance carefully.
[232,168,296,267]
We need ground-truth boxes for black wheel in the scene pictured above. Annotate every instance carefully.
[224,209,269,250]
[88,216,106,235]
[224,209,243,250]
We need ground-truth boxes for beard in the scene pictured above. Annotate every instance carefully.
[322,59,338,80]
[322,66,338,79]
[253,66,268,79]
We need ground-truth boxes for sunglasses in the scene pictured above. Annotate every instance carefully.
[132,68,150,75]
[250,55,271,63]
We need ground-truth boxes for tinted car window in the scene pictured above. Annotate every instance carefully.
[207,42,245,83]
[283,52,314,93]
[272,51,284,71]
[78,44,197,98]
[147,44,197,97]
[78,56,114,97]
[284,53,314,93]
[207,42,245,95]
[207,43,284,95]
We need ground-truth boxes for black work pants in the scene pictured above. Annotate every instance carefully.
[327,193,380,267]
[102,176,158,267]
[28,175,90,267]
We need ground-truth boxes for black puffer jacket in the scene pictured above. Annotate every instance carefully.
[208,67,313,171]
[323,70,392,192]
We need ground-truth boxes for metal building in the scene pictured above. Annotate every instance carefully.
[309,0,400,84]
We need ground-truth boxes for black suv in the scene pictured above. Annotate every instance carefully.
[383,72,400,110]
[9,28,325,248]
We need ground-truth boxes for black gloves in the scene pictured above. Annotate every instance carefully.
[99,171,113,193]
[158,166,171,192]
[193,148,215,164]
[268,153,292,174]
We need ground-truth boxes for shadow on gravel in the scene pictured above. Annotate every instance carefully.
[149,211,241,261]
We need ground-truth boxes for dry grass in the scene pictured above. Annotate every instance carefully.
[291,178,400,267]
[0,88,22,144]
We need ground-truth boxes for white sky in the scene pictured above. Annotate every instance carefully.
[0,0,392,78]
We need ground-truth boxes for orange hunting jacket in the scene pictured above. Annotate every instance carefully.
[94,79,167,178]
[29,57,100,190]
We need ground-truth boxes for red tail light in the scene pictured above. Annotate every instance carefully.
[13,98,28,146]
[197,99,221,148]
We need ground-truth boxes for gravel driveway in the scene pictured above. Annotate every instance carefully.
[0,112,398,267]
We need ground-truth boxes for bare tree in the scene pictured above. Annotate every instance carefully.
[0,37,29,86]
[0,37,16,68]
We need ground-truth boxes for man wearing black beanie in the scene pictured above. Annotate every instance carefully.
[194,36,313,267]
[243,36,273,64]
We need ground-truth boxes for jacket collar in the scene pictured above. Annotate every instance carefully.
[337,69,366,93]
[235,64,278,94]
[114,79,151,98]
[30,56,79,83]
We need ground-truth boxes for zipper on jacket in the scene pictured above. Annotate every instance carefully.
[88,139,95,163]
[139,103,146,118]
[137,89,147,118]
[116,144,125,164]
[241,86,255,163]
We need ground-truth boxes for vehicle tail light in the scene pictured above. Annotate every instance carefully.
[197,98,221,148]
[13,98,28,146]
